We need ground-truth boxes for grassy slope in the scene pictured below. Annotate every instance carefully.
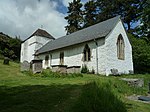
[0,60,150,112]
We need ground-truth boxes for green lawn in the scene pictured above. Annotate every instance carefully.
[0,60,150,112]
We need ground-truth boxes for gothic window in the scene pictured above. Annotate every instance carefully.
[60,52,64,65]
[45,55,49,66]
[117,34,125,60]
[83,44,91,62]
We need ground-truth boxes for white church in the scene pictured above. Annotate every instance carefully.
[20,16,133,76]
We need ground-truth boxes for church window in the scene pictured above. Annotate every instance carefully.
[45,55,49,66]
[117,34,125,60]
[60,52,64,65]
[83,44,91,61]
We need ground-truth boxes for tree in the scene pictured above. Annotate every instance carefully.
[0,33,21,61]
[9,37,21,60]
[83,0,97,28]
[136,0,150,42]
[128,33,150,73]
[95,0,115,23]
[65,0,83,34]
[96,0,143,31]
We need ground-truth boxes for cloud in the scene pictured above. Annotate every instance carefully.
[0,0,67,40]
[62,0,88,7]
[62,0,73,7]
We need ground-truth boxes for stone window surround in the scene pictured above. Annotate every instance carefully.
[83,44,91,62]
[117,34,125,60]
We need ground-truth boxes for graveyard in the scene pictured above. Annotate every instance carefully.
[0,60,150,112]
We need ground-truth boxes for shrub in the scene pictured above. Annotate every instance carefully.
[22,70,33,76]
[81,64,89,73]
[88,68,95,74]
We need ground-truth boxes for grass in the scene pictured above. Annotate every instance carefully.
[0,60,150,112]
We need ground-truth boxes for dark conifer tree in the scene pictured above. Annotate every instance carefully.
[65,0,83,35]
[136,0,150,41]
[83,0,97,28]
[96,0,143,31]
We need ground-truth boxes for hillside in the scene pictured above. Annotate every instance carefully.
[0,60,150,112]
[0,32,21,60]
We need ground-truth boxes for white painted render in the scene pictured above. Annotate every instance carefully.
[20,36,52,63]
[37,38,107,74]
[105,20,133,75]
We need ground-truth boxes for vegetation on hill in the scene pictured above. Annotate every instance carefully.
[128,33,150,73]
[0,32,21,61]
[0,60,150,112]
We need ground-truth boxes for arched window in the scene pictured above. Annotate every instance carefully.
[83,44,91,61]
[45,55,49,66]
[60,52,64,65]
[117,34,125,60]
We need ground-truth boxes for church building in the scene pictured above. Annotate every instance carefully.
[20,16,133,76]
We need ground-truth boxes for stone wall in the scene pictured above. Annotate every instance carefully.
[67,66,81,73]
[21,61,30,71]
[31,60,42,74]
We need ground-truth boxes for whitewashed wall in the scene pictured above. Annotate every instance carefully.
[105,20,133,76]
[36,54,51,69]
[38,38,106,74]
[20,36,52,63]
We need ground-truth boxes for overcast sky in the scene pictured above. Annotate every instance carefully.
[0,0,87,40]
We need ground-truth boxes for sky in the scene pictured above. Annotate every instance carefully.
[0,0,87,40]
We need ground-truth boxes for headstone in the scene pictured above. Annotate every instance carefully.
[31,59,42,74]
[121,78,144,87]
[111,68,119,75]
[129,70,134,74]
[3,57,10,65]
[21,61,30,71]
[138,96,150,102]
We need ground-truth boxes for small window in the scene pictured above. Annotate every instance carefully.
[117,34,125,60]
[45,55,49,66]
[60,52,64,65]
[83,44,91,62]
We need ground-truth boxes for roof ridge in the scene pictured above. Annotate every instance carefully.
[22,28,55,42]
[36,15,121,55]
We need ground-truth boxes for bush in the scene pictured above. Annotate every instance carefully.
[81,64,89,73]
[22,70,33,76]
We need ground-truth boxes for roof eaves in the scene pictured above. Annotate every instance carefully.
[36,36,106,55]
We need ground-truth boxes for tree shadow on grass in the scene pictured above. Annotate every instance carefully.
[0,82,127,112]
[71,81,127,112]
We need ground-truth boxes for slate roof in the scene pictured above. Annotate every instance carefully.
[23,29,55,42]
[36,16,121,55]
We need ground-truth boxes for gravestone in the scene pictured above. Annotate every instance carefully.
[3,57,10,65]
[31,59,42,74]
[111,68,119,75]
[138,96,150,102]
[129,70,134,74]
[121,78,144,87]
[21,61,30,71]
